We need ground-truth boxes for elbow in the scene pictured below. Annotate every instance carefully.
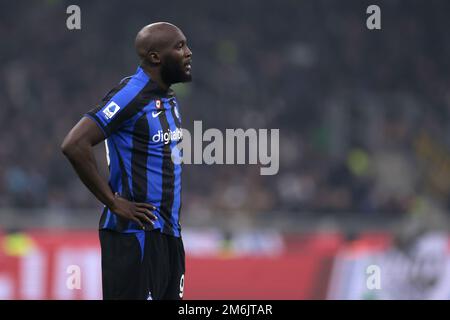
[61,138,73,158]
[61,136,80,159]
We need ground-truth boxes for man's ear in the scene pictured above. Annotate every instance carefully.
[148,51,161,64]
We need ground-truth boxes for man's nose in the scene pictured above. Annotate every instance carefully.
[185,46,192,58]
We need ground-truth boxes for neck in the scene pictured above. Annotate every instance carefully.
[140,63,169,91]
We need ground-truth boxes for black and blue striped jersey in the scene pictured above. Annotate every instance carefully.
[85,66,183,237]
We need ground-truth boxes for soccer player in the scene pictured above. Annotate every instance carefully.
[61,22,192,300]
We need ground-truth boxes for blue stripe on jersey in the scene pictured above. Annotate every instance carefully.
[134,232,145,262]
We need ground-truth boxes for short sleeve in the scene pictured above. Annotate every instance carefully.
[84,78,148,137]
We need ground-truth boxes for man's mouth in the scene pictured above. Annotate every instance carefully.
[184,61,192,72]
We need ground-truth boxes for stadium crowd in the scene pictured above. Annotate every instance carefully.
[1,0,449,223]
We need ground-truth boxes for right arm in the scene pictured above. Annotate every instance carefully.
[61,117,157,229]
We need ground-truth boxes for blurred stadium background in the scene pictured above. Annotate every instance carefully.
[1,0,450,299]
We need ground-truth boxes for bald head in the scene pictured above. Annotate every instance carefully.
[134,22,192,86]
[135,22,183,60]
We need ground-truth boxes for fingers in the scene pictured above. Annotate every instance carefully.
[136,202,157,211]
[134,212,154,226]
[135,202,158,221]
[136,207,158,221]
[127,202,159,230]
[131,217,145,230]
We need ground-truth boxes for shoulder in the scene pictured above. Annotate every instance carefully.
[102,76,152,108]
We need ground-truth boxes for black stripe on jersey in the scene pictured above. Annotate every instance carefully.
[131,113,149,203]
[158,110,176,236]
[86,78,132,130]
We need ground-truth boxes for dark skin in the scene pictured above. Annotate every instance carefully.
[61,22,192,229]
[135,22,192,89]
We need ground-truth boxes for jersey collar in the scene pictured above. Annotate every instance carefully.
[135,66,175,98]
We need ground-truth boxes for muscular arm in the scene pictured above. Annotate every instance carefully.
[61,117,157,228]
[61,117,115,208]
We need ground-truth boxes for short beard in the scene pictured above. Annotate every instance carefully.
[160,56,192,85]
